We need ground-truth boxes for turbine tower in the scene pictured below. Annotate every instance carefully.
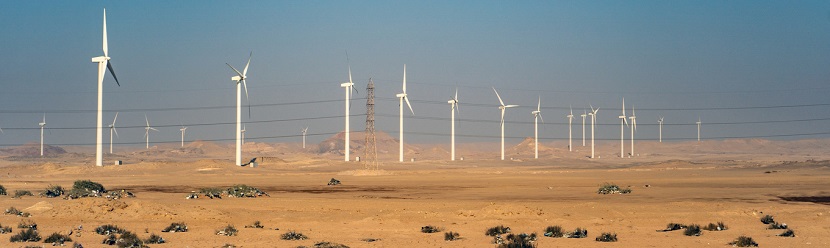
[566,106,574,151]
[448,88,459,161]
[493,87,518,160]
[144,115,158,149]
[658,116,664,143]
[91,9,121,166]
[580,110,587,146]
[39,114,46,157]
[629,107,637,157]
[301,127,308,149]
[340,57,357,161]
[108,112,118,153]
[179,124,187,147]
[696,117,702,142]
[226,53,252,166]
[618,98,628,158]
[396,65,414,162]
[589,105,599,159]
[531,96,543,159]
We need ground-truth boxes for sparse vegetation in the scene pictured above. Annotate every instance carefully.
[313,241,350,248]
[778,229,795,237]
[66,180,106,199]
[216,225,238,236]
[0,224,12,233]
[244,220,264,228]
[543,225,564,238]
[10,228,41,242]
[280,230,308,240]
[444,231,460,241]
[497,233,537,248]
[595,232,617,242]
[199,188,223,199]
[768,222,788,229]
[703,222,728,231]
[14,190,33,198]
[220,244,237,248]
[43,232,72,245]
[144,233,165,244]
[327,178,341,186]
[5,207,30,217]
[597,183,631,194]
[421,225,442,233]
[226,184,269,198]
[485,225,511,236]
[729,236,758,247]
[683,224,701,236]
[0,185,6,195]
[40,185,64,198]
[161,222,188,233]
[567,227,588,238]
[95,224,125,235]
[18,220,37,230]
[760,215,774,224]
[661,223,686,232]
[114,231,146,248]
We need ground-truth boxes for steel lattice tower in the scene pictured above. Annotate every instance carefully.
[363,78,380,170]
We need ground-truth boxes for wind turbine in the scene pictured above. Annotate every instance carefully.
[580,110,587,146]
[108,112,118,153]
[493,87,518,160]
[448,88,459,161]
[589,105,599,159]
[532,96,543,159]
[227,53,252,166]
[618,98,628,158]
[566,106,574,151]
[301,127,308,149]
[396,64,414,162]
[39,114,46,157]
[144,115,158,149]
[658,116,664,143]
[179,124,187,148]
[340,56,357,161]
[241,125,246,144]
[91,9,122,166]
[629,107,637,157]
[696,117,702,142]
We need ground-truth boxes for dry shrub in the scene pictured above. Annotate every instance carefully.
[595,232,617,242]
[10,228,40,242]
[729,236,758,247]
[702,222,728,231]
[444,231,460,241]
[161,222,188,233]
[683,224,701,236]
[216,225,238,236]
[421,225,442,233]
[13,190,33,198]
[485,225,511,236]
[281,230,308,240]
[543,225,564,238]
[44,232,72,245]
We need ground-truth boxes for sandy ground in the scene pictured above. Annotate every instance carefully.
[0,139,828,247]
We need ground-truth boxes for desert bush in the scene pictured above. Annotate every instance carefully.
[226,184,269,198]
[444,231,460,241]
[40,185,64,198]
[543,225,564,238]
[10,228,41,242]
[567,227,588,238]
[497,233,537,248]
[14,190,33,198]
[778,229,795,237]
[0,224,12,233]
[95,224,125,235]
[102,234,117,245]
[661,223,686,232]
[313,241,350,248]
[216,225,238,236]
[597,183,631,194]
[729,236,758,247]
[702,222,728,231]
[73,243,83,248]
[18,219,37,230]
[43,232,72,245]
[760,215,774,224]
[115,231,146,248]
[485,225,511,236]
[683,224,701,236]
[280,230,308,240]
[0,185,6,195]
[220,244,237,248]
[327,178,341,186]
[244,220,264,228]
[595,232,617,242]
[161,222,188,233]
[199,188,223,199]
[144,233,165,244]
[5,207,30,217]
[105,190,135,200]
[66,180,106,199]
[768,222,788,229]
[421,225,442,233]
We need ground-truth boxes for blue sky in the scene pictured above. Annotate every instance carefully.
[1,1,829,148]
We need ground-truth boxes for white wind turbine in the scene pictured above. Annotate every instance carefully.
[396,65,414,162]
[618,98,628,158]
[531,96,543,159]
[340,57,357,161]
[589,105,599,159]
[493,87,518,160]
[241,125,246,144]
[227,53,252,166]
[581,110,587,146]
[658,116,664,143]
[448,88,459,161]
[566,106,574,151]
[696,117,702,142]
[39,114,46,157]
[179,124,187,148]
[108,112,118,153]
[91,9,122,166]
[629,107,637,157]
[144,115,158,149]
[301,127,308,149]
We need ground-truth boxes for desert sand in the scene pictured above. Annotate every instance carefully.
[0,137,828,247]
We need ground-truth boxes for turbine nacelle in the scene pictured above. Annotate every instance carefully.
[91,56,110,62]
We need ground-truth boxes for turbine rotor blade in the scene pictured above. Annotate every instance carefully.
[243,52,252,77]
[107,62,120,86]
[113,126,119,138]
[493,87,505,106]
[226,63,244,78]
[102,8,108,57]
[404,96,414,115]
[402,64,407,93]
[112,112,118,125]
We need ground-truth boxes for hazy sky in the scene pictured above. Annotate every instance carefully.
[1,1,829,148]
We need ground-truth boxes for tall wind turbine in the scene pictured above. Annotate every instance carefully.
[396,65,414,162]
[658,116,664,143]
[629,107,637,157]
[618,98,628,158]
[301,127,308,149]
[340,57,357,161]
[589,106,599,159]
[39,114,46,157]
[580,110,587,146]
[91,9,122,166]
[493,87,518,160]
[227,53,252,166]
[144,115,158,149]
[108,112,118,153]
[241,125,246,144]
[179,124,187,147]
[448,88,459,161]
[532,96,543,159]
[696,117,702,142]
[566,106,574,151]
